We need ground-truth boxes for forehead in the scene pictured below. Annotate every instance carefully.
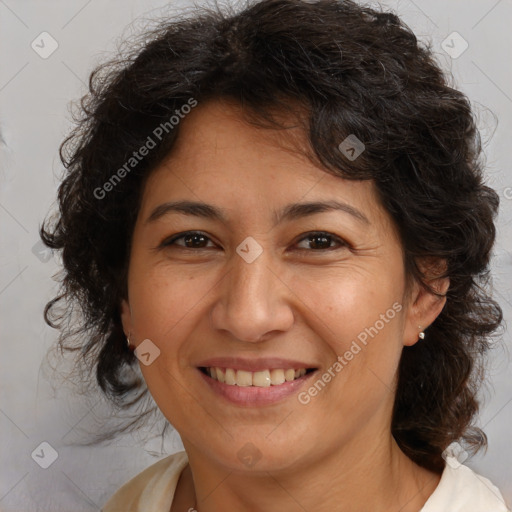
[138,99,393,233]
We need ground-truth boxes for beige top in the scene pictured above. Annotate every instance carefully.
[102,450,510,512]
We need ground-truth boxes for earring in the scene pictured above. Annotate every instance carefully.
[418,326,425,340]
[127,332,132,349]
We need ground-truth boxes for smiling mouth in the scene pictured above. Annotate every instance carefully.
[199,367,317,387]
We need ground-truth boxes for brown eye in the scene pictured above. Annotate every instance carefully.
[158,230,348,252]
[161,231,215,249]
[295,232,347,251]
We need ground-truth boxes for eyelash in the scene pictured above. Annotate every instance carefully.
[159,230,349,253]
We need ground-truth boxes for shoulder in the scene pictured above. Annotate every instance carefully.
[421,457,510,512]
[102,450,189,512]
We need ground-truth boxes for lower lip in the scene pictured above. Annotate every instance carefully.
[197,368,317,406]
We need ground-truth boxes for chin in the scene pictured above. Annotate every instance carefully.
[199,436,312,474]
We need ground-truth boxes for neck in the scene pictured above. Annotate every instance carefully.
[174,431,441,512]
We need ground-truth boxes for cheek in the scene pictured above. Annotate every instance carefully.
[290,265,405,395]
[128,261,225,399]
[291,264,403,343]
[296,276,404,427]
[131,269,204,420]
[130,263,215,338]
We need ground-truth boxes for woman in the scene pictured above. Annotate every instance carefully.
[40,0,510,510]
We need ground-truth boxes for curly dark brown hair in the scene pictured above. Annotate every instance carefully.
[40,0,503,473]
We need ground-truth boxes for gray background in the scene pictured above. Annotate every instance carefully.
[1,0,511,510]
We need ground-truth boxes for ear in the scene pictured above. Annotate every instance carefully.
[402,258,450,347]
[120,298,133,339]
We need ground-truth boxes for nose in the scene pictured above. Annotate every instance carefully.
[209,244,295,343]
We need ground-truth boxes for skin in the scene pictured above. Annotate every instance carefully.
[120,98,449,512]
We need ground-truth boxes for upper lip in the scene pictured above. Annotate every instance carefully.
[196,357,318,372]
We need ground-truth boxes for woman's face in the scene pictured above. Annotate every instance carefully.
[121,99,445,472]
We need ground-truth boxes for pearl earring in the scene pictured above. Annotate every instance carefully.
[418,326,425,340]
[127,332,132,349]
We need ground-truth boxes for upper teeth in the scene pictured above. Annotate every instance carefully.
[206,367,308,387]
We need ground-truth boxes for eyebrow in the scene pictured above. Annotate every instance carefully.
[145,199,370,226]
